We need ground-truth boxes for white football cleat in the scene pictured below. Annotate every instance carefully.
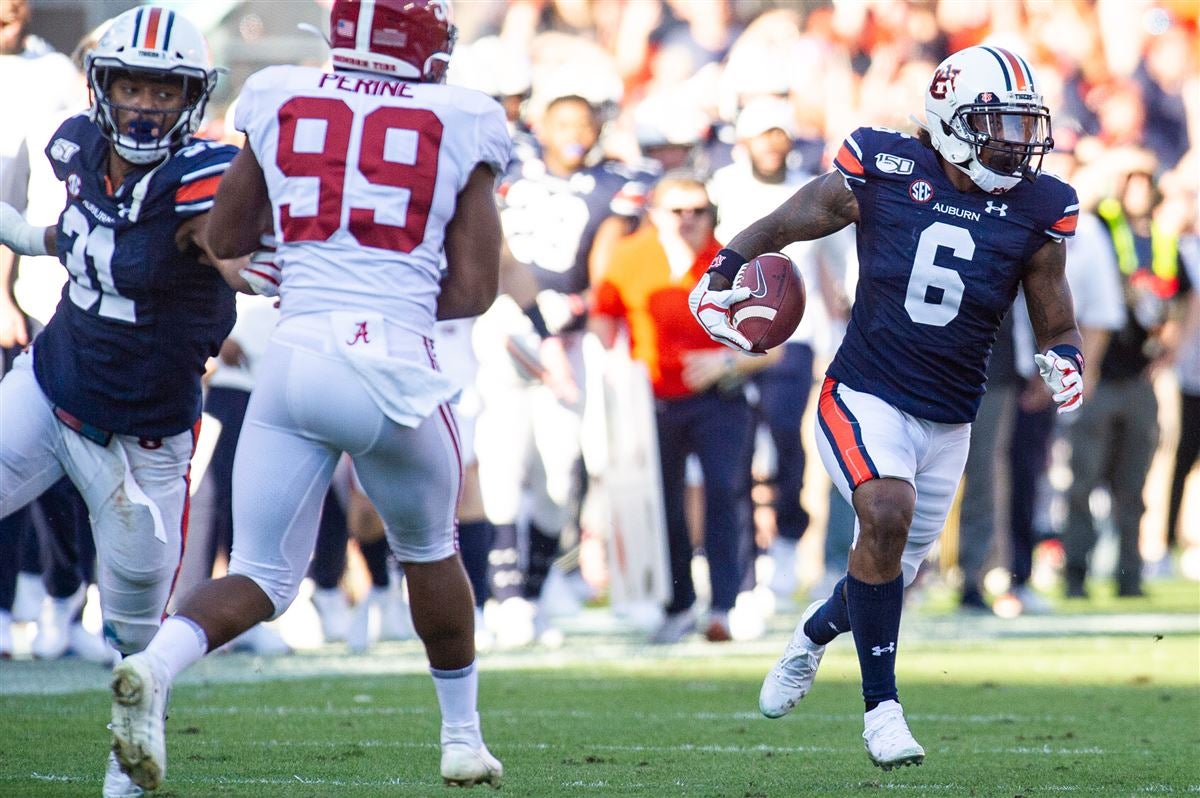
[759,600,827,718]
[441,741,503,788]
[103,750,144,797]
[379,583,416,642]
[768,537,799,603]
[32,585,85,660]
[648,608,696,645]
[347,589,381,654]
[473,606,494,653]
[12,571,46,623]
[111,654,170,790]
[0,610,12,660]
[863,700,925,770]
[228,623,293,656]
[487,596,536,650]
[69,622,121,665]
[310,586,352,643]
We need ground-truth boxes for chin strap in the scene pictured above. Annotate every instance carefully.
[123,157,169,223]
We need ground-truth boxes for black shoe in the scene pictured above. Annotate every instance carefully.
[1116,583,1145,598]
[959,588,990,613]
[1064,581,1088,599]
[1064,566,1088,599]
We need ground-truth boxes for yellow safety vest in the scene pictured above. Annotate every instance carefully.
[1096,197,1179,293]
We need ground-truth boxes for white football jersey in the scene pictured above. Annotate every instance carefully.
[235,66,511,336]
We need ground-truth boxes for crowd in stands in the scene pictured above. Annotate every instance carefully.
[1,0,1196,660]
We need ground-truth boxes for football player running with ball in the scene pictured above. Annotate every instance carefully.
[107,0,510,792]
[689,46,1085,769]
[0,7,241,796]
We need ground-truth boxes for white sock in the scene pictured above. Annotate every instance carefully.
[431,660,480,741]
[141,615,209,681]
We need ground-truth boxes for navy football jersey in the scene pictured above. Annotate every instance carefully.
[497,158,650,296]
[829,127,1079,423]
[34,115,237,438]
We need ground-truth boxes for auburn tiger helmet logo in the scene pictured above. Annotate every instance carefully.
[928,65,960,100]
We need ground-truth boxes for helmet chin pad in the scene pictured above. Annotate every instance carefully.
[114,137,173,165]
[952,158,1023,194]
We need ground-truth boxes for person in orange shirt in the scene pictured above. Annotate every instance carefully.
[591,171,779,643]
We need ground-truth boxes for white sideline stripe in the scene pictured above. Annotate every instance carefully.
[177,704,1074,725]
[240,739,840,754]
[14,773,1199,793]
[227,738,1150,757]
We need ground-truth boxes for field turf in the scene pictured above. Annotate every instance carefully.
[2,584,1197,797]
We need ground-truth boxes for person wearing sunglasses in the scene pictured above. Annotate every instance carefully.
[592,171,780,644]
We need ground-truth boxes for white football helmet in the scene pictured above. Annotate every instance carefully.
[86,6,217,165]
[924,46,1053,194]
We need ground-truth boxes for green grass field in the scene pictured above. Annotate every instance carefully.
[2,585,1198,797]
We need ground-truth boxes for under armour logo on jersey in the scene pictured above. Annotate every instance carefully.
[985,201,1008,217]
[347,321,371,345]
[871,642,896,657]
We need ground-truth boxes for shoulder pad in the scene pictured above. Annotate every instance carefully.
[835,127,925,184]
[46,114,102,180]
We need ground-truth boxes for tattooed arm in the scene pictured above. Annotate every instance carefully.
[1024,237,1088,413]
[710,172,859,290]
[1022,238,1083,353]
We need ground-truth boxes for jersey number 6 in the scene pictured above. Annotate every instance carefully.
[905,221,970,326]
[275,97,443,253]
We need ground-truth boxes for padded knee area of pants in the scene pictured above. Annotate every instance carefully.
[105,618,160,656]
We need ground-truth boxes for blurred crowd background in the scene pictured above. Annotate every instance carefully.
[2,0,1197,661]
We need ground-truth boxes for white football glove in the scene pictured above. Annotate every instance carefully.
[239,234,280,297]
[1034,350,1083,414]
[687,272,756,353]
[0,201,50,256]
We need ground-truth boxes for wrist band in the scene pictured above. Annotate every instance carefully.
[707,248,748,283]
[523,304,551,339]
[1050,343,1084,374]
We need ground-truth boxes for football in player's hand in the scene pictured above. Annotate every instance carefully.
[729,252,806,353]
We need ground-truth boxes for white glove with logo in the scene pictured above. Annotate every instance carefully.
[239,234,280,297]
[1034,350,1083,414]
[0,202,50,256]
[687,272,755,353]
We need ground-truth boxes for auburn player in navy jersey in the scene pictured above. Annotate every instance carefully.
[0,7,239,795]
[690,46,1085,770]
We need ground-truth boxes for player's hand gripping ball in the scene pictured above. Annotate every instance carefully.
[728,253,806,353]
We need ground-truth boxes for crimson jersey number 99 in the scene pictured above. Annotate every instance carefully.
[275,97,442,252]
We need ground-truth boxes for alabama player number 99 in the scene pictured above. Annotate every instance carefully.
[275,97,443,253]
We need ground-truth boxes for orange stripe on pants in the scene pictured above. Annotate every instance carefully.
[818,377,875,487]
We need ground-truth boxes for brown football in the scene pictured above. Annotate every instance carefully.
[729,252,806,353]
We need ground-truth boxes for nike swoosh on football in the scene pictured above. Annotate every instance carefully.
[747,260,768,299]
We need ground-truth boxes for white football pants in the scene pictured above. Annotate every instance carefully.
[0,352,192,654]
[472,297,586,533]
[228,318,462,618]
[815,377,971,586]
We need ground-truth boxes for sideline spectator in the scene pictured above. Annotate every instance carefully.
[593,171,778,643]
